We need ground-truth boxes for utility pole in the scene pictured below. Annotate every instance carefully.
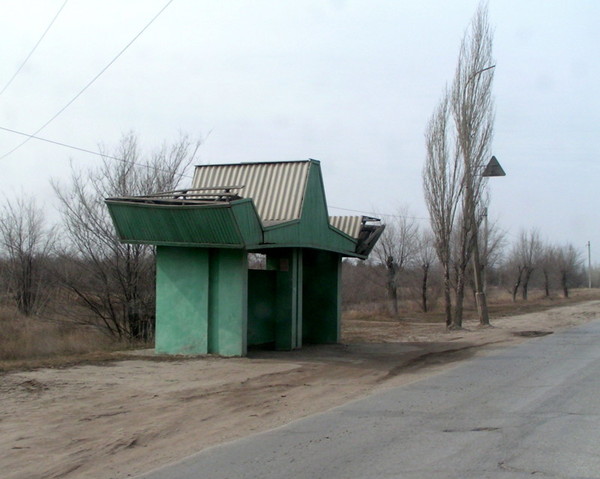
[472,156,505,326]
[482,206,488,293]
[588,241,592,289]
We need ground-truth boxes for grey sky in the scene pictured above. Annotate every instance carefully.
[1,1,598,261]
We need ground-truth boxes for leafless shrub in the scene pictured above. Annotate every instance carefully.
[0,195,57,315]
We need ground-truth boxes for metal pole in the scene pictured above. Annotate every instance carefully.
[471,210,489,326]
[465,176,489,326]
[482,207,488,293]
[588,241,592,289]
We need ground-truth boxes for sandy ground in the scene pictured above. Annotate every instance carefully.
[2,300,600,479]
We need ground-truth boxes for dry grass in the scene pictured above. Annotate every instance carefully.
[343,288,600,324]
[2,288,600,374]
[0,307,122,361]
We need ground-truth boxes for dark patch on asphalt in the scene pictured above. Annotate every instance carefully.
[513,330,553,338]
[443,426,501,432]
[380,341,506,381]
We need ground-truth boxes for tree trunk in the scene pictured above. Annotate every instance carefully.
[421,264,429,313]
[386,256,398,315]
[522,268,533,301]
[452,272,465,329]
[443,263,453,327]
[543,270,550,297]
[389,284,398,315]
[561,272,569,298]
[512,269,523,302]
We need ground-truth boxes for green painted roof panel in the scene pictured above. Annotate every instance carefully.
[106,201,251,247]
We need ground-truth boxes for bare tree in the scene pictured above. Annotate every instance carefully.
[0,195,56,315]
[504,230,543,301]
[415,229,437,312]
[374,207,419,315]
[539,245,556,297]
[423,93,461,326]
[508,260,526,302]
[423,2,495,328]
[480,211,505,291]
[518,230,542,300]
[555,243,583,298]
[341,259,386,308]
[451,2,495,326]
[52,132,200,341]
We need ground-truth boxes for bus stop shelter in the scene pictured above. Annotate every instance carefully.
[106,159,383,356]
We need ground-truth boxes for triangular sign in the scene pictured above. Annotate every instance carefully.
[482,156,506,177]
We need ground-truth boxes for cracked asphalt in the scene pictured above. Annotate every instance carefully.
[139,320,600,479]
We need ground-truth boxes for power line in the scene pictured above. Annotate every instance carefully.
[328,205,430,221]
[0,123,430,221]
[0,0,69,97]
[0,0,175,161]
[0,125,193,179]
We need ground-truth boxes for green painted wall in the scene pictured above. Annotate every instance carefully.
[155,246,342,355]
[155,246,248,356]
[302,249,341,344]
[267,249,303,350]
[247,270,277,346]
[155,246,209,354]
[208,249,248,356]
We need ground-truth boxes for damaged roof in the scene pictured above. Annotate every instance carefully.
[105,159,383,258]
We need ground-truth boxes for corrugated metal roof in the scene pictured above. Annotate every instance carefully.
[329,216,363,239]
[192,161,310,222]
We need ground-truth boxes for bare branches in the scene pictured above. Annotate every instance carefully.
[374,206,419,315]
[422,2,495,328]
[0,196,57,315]
[52,132,200,341]
[555,244,583,298]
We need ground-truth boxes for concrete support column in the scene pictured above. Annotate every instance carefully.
[155,246,248,357]
[155,246,210,355]
[208,249,248,356]
[268,248,303,350]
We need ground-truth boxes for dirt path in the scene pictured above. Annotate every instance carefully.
[2,300,599,479]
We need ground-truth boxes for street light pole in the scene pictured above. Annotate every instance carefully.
[461,64,497,327]
[473,156,505,326]
[482,206,488,292]
[470,205,489,325]
[588,241,592,289]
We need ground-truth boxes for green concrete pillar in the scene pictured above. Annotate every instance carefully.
[302,250,341,344]
[155,246,210,355]
[155,246,248,357]
[208,249,248,356]
[267,248,303,350]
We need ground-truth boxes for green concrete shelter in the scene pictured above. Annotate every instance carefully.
[106,159,384,356]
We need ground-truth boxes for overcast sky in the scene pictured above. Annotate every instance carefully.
[0,0,598,262]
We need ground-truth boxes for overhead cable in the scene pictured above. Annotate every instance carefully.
[0,124,428,222]
[0,0,69,96]
[329,205,430,221]
[0,124,193,178]
[0,0,175,160]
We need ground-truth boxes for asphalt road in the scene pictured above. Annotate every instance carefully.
[138,321,600,479]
